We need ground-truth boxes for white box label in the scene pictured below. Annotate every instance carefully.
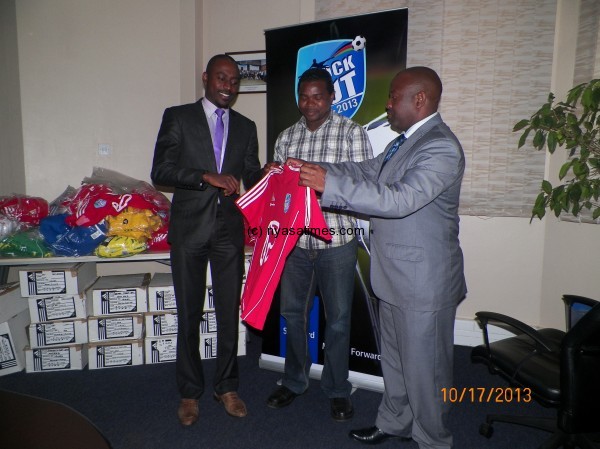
[200,311,217,333]
[27,271,67,295]
[35,322,75,346]
[0,334,17,369]
[101,289,138,314]
[153,314,178,335]
[201,335,217,359]
[96,344,133,367]
[153,289,176,310]
[99,317,134,339]
[149,339,176,363]
[34,296,77,321]
[32,348,71,371]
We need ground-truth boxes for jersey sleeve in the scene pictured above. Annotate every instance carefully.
[235,170,273,227]
[305,187,332,242]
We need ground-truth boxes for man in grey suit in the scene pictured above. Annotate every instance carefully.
[289,66,467,449]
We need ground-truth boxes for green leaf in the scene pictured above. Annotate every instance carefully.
[518,128,531,149]
[566,84,584,104]
[558,161,572,179]
[589,158,600,169]
[572,202,581,216]
[547,131,558,153]
[531,193,546,220]
[582,85,594,109]
[513,119,530,132]
[553,205,563,217]
[541,180,553,194]
[593,207,600,220]
[533,130,545,149]
[572,160,589,178]
[568,183,581,203]
[581,183,590,200]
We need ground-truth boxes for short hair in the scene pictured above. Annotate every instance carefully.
[403,66,443,108]
[298,68,334,95]
[205,54,239,74]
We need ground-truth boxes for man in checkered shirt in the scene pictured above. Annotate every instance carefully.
[265,67,373,422]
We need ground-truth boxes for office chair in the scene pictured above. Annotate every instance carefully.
[471,295,600,449]
[0,389,113,449]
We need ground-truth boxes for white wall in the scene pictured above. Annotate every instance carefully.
[0,0,26,196]
[8,0,599,329]
[199,0,316,164]
[16,0,181,200]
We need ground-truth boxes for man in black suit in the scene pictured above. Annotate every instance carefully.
[151,54,263,426]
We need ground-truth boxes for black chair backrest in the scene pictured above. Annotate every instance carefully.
[562,294,599,329]
[559,302,600,433]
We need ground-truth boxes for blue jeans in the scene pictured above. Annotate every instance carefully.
[280,238,358,398]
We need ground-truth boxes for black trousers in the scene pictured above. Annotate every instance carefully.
[170,210,244,399]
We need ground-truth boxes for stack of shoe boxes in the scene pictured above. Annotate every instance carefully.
[86,273,148,369]
[18,263,96,372]
[200,258,249,360]
[145,272,178,364]
[5,255,251,374]
[0,284,30,376]
[145,258,249,365]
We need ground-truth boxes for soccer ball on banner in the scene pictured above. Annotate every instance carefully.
[352,35,366,52]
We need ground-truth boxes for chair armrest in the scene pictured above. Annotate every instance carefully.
[562,294,598,310]
[474,311,556,353]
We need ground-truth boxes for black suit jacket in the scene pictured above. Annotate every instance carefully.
[151,99,263,248]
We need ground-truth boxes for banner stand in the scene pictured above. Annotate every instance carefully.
[259,245,385,393]
[259,353,384,393]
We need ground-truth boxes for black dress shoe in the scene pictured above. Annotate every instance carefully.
[349,426,412,445]
[267,386,299,409]
[331,397,354,421]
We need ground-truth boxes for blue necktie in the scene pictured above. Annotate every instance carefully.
[382,134,407,165]
[213,108,225,172]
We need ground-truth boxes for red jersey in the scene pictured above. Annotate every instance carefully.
[236,165,331,330]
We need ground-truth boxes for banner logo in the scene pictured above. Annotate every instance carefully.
[296,36,367,119]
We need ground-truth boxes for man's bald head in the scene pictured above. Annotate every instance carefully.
[386,66,443,133]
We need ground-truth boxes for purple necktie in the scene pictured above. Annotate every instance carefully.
[214,108,225,172]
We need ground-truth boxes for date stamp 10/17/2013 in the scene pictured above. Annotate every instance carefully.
[441,387,533,403]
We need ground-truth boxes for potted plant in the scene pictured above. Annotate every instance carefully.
[514,79,600,221]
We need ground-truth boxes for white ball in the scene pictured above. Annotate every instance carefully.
[352,35,366,51]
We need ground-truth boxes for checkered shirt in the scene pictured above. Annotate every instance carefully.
[274,111,373,249]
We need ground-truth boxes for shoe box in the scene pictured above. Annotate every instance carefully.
[87,339,144,369]
[24,344,87,373]
[144,336,177,364]
[18,262,96,298]
[27,319,88,348]
[144,312,177,337]
[86,273,150,316]
[27,293,87,323]
[147,272,177,312]
[88,314,144,342]
[200,331,246,360]
[0,285,30,376]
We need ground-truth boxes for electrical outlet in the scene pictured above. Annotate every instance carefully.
[98,144,112,156]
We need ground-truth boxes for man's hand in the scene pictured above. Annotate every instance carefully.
[285,157,305,169]
[262,161,281,175]
[203,173,240,196]
[284,158,326,193]
[299,162,326,193]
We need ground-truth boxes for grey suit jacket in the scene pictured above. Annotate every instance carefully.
[321,114,467,311]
